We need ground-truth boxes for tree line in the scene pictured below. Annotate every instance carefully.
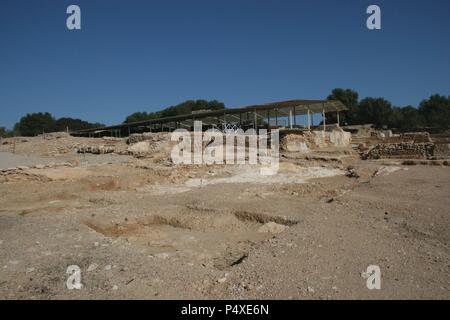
[0,112,104,137]
[124,93,449,132]
[326,88,450,131]
[123,99,225,123]
[1,92,448,138]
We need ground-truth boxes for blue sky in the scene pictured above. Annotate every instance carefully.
[1,0,449,129]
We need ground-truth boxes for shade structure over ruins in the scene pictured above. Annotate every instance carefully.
[71,99,347,137]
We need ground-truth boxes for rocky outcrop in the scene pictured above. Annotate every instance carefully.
[281,128,351,152]
[280,133,312,152]
[329,128,352,147]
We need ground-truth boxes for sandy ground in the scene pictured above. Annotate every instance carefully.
[0,151,133,169]
[0,135,449,299]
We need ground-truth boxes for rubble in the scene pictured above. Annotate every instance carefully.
[345,166,359,178]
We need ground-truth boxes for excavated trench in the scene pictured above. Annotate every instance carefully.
[84,209,298,269]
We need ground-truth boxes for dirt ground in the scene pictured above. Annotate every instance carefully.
[0,134,449,299]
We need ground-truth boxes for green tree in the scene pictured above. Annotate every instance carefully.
[418,94,450,130]
[0,127,13,138]
[326,88,359,125]
[390,106,423,130]
[124,112,151,123]
[123,99,225,123]
[53,117,104,131]
[16,112,56,136]
[357,97,393,128]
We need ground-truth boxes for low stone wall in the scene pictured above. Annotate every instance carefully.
[381,132,432,144]
[363,142,435,160]
[400,132,432,143]
[77,145,116,154]
[127,132,168,144]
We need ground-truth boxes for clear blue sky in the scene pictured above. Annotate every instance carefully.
[1,0,449,129]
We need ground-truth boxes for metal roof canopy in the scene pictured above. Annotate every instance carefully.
[73,99,347,134]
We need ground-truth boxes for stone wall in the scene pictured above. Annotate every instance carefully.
[363,142,435,160]
[77,145,116,154]
[127,132,168,144]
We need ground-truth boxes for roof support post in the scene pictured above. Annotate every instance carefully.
[337,111,340,127]
[267,110,270,129]
[323,107,326,132]
[254,108,257,129]
[293,106,297,126]
[289,108,293,129]
[307,109,311,131]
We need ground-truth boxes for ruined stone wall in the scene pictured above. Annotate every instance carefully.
[380,132,432,144]
[77,145,116,154]
[127,132,168,144]
[363,142,435,160]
